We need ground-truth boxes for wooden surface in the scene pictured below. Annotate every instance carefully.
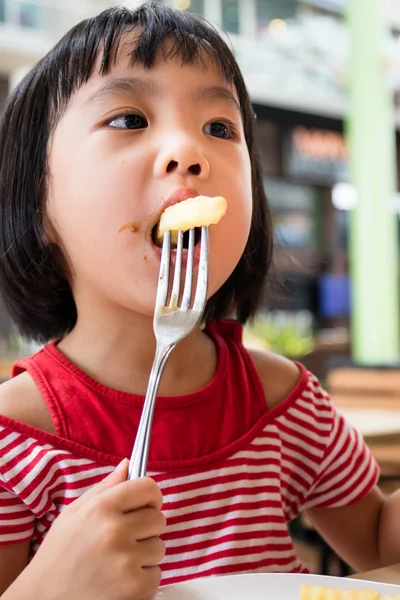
[330,372,400,583]
[328,368,400,396]
[350,563,400,584]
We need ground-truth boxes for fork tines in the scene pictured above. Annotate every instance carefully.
[156,226,209,314]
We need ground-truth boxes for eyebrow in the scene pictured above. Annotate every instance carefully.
[83,77,159,107]
[82,77,241,116]
[193,84,241,115]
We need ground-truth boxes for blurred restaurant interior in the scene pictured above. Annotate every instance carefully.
[1,0,400,579]
[0,0,400,372]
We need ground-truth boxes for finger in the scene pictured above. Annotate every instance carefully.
[66,459,129,515]
[137,566,162,600]
[125,508,166,540]
[137,537,166,568]
[99,476,163,513]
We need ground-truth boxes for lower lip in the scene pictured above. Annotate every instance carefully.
[150,240,201,267]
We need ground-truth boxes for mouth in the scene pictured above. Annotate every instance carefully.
[151,224,202,249]
[150,187,203,249]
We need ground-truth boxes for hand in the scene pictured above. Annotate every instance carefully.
[6,459,166,600]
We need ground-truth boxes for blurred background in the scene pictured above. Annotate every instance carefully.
[1,0,400,575]
[1,0,400,375]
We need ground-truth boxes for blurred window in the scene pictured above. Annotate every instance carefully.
[256,0,297,34]
[186,0,205,16]
[0,0,4,22]
[19,2,42,28]
[265,179,322,251]
[222,0,239,34]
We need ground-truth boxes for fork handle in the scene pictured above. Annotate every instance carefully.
[128,342,175,479]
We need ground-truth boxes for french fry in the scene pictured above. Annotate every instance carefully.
[299,584,380,600]
[155,195,227,246]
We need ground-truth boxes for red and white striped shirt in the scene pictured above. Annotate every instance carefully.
[0,321,379,586]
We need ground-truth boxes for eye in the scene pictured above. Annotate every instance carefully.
[203,120,237,139]
[108,113,148,130]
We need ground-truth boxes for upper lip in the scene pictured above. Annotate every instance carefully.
[147,187,201,240]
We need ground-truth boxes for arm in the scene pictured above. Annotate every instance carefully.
[305,488,384,571]
[0,543,30,597]
[305,487,400,571]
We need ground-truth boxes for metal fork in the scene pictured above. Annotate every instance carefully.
[128,226,209,479]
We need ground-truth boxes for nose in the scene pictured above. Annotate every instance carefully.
[154,137,210,180]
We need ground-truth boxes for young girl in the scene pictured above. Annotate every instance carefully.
[0,2,399,599]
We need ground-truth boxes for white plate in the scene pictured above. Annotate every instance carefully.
[156,573,400,599]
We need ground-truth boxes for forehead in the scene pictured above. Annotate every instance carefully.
[73,37,242,111]
[89,30,237,90]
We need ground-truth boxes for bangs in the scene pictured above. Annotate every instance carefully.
[45,2,238,123]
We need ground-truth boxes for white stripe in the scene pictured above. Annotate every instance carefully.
[163,537,293,565]
[0,431,22,453]
[35,514,56,532]
[304,376,326,395]
[289,406,332,433]
[163,491,283,520]
[316,422,359,483]
[35,514,56,535]
[0,530,33,543]
[298,395,330,414]
[162,469,282,504]
[0,503,30,515]
[279,424,325,460]
[0,490,17,500]
[26,465,111,513]
[304,459,377,509]
[1,515,34,527]
[233,448,284,462]
[3,441,53,480]
[247,436,281,448]
[166,522,289,548]
[151,462,283,491]
[309,441,363,495]
[279,474,304,511]
[165,507,285,533]
[160,560,301,585]
[280,453,317,485]
[162,547,295,577]
[0,430,21,446]
[9,451,91,493]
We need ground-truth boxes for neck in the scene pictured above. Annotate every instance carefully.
[57,301,217,397]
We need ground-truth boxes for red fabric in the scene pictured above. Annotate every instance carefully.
[12,320,271,463]
[0,325,380,582]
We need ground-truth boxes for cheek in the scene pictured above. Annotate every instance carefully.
[47,154,142,247]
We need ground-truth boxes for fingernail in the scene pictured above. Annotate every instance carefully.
[114,458,128,473]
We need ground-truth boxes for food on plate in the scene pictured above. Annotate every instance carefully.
[299,584,380,600]
[155,195,227,246]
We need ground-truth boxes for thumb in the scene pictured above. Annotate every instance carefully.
[67,459,129,514]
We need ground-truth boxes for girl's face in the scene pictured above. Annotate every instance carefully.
[47,41,252,318]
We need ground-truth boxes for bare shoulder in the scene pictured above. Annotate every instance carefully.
[248,348,302,409]
[0,372,55,434]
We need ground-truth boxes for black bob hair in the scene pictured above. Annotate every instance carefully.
[0,1,273,342]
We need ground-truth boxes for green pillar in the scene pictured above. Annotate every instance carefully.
[347,0,399,364]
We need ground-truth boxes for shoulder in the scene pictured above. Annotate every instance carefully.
[247,348,303,410]
[0,372,55,434]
